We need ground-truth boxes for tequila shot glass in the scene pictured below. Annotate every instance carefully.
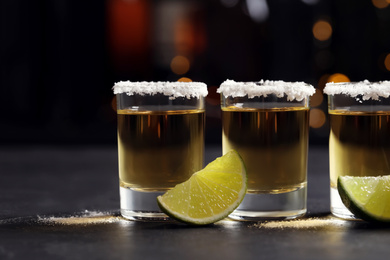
[113,81,208,221]
[324,80,390,220]
[217,79,315,221]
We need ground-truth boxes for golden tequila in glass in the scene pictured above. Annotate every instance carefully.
[329,111,390,188]
[113,81,208,221]
[222,107,309,193]
[325,80,390,219]
[117,109,205,191]
[218,79,315,221]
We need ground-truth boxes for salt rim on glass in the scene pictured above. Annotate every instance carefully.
[323,80,390,101]
[113,81,208,99]
[217,79,315,101]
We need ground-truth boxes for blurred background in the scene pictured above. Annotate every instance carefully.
[1,0,390,146]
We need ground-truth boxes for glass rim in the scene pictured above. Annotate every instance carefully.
[113,81,208,99]
[324,80,390,100]
[217,79,315,101]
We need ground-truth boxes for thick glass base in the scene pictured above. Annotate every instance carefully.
[330,186,357,220]
[229,186,307,221]
[120,187,171,221]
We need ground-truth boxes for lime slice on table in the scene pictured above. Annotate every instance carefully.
[338,175,390,223]
[157,150,247,225]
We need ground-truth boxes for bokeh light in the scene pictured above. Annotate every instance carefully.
[178,77,192,82]
[385,53,390,71]
[310,89,324,107]
[310,108,326,128]
[313,19,332,41]
[246,0,269,23]
[327,73,350,83]
[318,74,330,89]
[170,55,190,75]
[111,96,117,112]
[372,0,389,8]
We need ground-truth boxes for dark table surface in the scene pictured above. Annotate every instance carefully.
[1,145,389,260]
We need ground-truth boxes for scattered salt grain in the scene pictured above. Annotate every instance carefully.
[217,79,315,101]
[38,210,123,225]
[253,216,349,230]
[324,80,390,101]
[113,81,208,99]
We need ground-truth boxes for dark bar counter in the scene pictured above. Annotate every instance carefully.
[0,145,389,259]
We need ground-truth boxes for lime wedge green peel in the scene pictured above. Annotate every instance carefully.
[157,150,247,225]
[338,175,390,223]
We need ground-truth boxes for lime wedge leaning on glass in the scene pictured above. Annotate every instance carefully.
[157,150,247,225]
[338,175,390,223]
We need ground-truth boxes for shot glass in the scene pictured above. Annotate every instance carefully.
[217,79,315,221]
[113,81,208,221]
[324,80,390,219]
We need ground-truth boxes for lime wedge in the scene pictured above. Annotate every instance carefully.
[157,150,247,225]
[338,175,390,223]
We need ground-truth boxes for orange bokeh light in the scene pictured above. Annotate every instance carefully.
[171,56,190,75]
[178,77,192,82]
[385,53,390,71]
[372,0,389,8]
[327,73,350,83]
[318,74,330,90]
[310,108,326,129]
[313,20,332,41]
[174,14,207,56]
[111,96,117,112]
[310,89,324,107]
